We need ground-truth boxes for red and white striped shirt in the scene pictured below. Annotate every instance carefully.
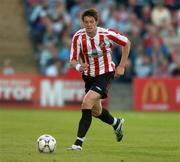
[70,27,128,77]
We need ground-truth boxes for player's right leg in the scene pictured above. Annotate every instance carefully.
[92,100,125,142]
[67,90,101,151]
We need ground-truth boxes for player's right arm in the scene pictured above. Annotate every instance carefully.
[69,32,88,72]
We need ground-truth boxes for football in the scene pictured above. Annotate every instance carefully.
[37,134,56,153]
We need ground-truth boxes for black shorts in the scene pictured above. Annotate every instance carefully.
[82,72,114,99]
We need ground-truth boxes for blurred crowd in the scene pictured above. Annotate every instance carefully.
[23,0,180,81]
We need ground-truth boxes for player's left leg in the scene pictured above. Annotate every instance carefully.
[92,100,124,142]
[92,100,118,127]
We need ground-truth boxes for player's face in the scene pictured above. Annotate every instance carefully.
[82,16,97,35]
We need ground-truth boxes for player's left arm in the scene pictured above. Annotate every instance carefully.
[115,39,131,78]
[107,28,131,78]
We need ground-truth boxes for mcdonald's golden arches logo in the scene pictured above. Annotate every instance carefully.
[142,81,169,103]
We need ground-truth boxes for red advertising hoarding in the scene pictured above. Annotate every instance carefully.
[134,78,180,111]
[0,71,85,109]
[0,74,39,108]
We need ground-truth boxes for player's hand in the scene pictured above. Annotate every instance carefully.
[114,66,125,79]
[80,63,89,73]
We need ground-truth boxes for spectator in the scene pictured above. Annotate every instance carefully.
[151,2,172,28]
[2,59,15,75]
[153,56,171,77]
[58,36,71,74]
[170,46,180,76]
[38,41,58,73]
[141,5,151,23]
[45,59,61,76]
[171,62,180,76]
[143,25,169,57]
[135,53,152,77]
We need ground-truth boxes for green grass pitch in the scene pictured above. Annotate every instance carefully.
[0,108,180,162]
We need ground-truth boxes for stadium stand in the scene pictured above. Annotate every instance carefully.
[23,0,180,79]
[0,0,37,73]
[1,0,179,77]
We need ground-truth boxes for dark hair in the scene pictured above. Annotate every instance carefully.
[81,8,99,22]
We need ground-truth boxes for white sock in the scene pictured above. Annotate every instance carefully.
[77,137,85,142]
[112,117,117,126]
